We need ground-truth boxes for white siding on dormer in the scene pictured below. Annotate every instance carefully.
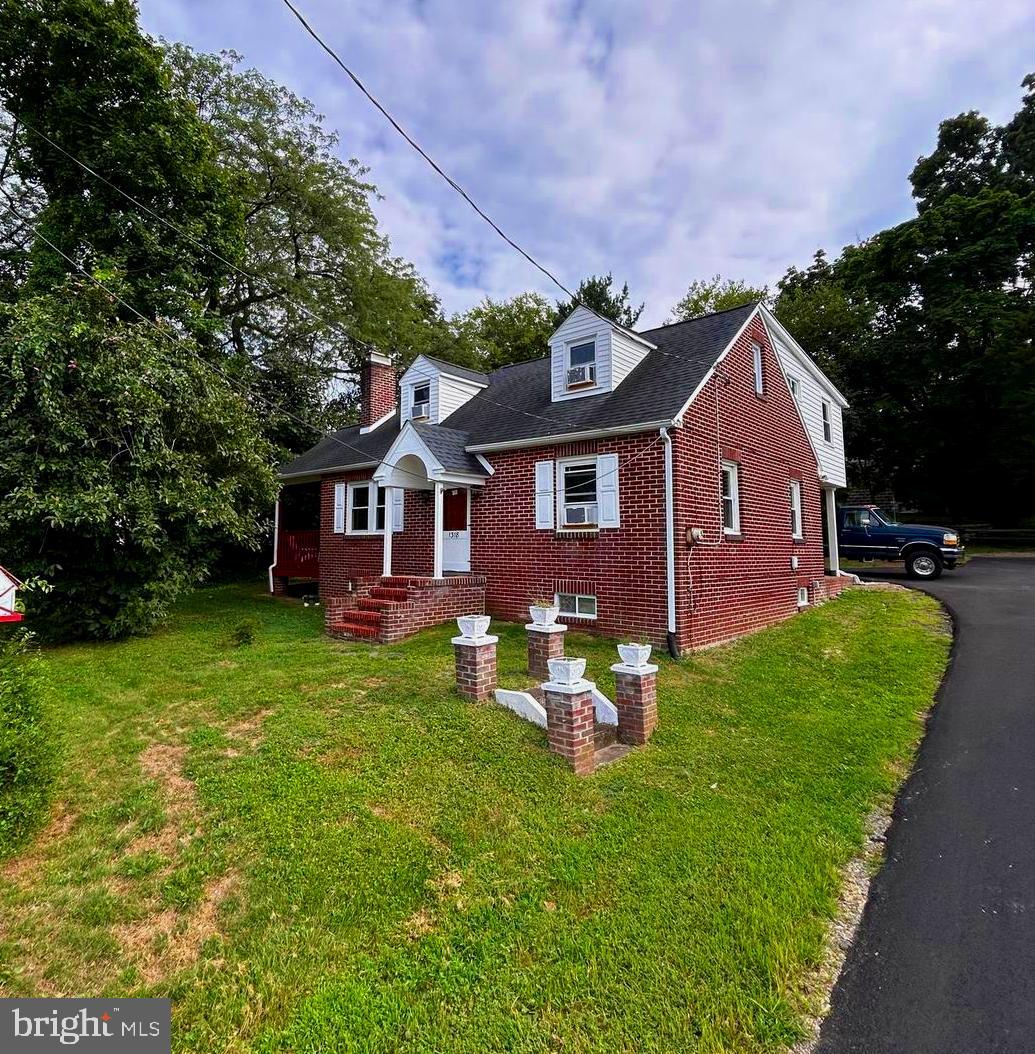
[399,356,485,425]
[549,306,653,403]
[772,335,848,487]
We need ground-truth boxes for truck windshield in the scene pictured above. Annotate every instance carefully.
[872,508,898,525]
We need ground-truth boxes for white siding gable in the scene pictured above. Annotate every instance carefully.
[761,307,849,488]
[399,355,486,425]
[549,306,654,403]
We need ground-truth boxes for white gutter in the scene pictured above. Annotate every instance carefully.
[267,496,280,594]
[467,419,673,454]
[660,427,677,648]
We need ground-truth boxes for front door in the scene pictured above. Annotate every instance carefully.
[442,487,470,572]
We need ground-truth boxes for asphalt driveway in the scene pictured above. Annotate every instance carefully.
[819,557,1035,1053]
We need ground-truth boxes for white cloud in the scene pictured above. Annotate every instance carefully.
[139,0,1035,325]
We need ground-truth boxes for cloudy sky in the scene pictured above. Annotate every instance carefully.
[139,0,1035,326]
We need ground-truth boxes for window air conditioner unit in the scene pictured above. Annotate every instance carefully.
[564,503,598,526]
[412,401,430,419]
[566,364,595,388]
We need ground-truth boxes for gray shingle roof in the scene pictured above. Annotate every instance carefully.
[412,422,487,475]
[419,354,489,385]
[279,303,757,478]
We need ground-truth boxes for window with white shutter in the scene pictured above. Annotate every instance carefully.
[595,453,620,528]
[391,488,405,531]
[333,482,346,533]
[534,460,555,529]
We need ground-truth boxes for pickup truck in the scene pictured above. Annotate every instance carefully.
[837,505,964,579]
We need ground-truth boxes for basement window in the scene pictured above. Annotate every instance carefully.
[797,586,810,607]
[556,592,597,619]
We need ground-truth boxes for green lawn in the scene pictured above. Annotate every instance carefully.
[0,583,949,1053]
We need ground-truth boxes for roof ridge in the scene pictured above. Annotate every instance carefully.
[420,353,489,379]
[637,300,760,336]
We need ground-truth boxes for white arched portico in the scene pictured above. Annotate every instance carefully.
[372,422,490,579]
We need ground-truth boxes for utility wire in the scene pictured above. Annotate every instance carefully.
[2,201,664,497]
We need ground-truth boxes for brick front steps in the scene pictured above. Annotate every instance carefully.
[325,575,487,644]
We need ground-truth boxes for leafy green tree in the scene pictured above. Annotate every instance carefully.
[163,45,460,450]
[0,0,242,335]
[452,291,554,369]
[669,275,768,321]
[0,280,277,640]
[553,273,644,329]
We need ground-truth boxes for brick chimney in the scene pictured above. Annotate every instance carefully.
[359,350,397,428]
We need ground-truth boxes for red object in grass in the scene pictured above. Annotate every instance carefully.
[0,564,24,623]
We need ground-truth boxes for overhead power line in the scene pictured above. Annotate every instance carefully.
[1,201,665,496]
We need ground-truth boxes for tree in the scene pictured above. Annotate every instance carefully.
[0,0,277,639]
[669,275,768,321]
[0,280,276,640]
[0,0,242,336]
[553,273,644,329]
[163,45,459,451]
[452,292,554,370]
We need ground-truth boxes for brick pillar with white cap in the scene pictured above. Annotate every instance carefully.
[610,660,659,745]
[527,622,567,680]
[452,618,498,702]
[542,672,596,776]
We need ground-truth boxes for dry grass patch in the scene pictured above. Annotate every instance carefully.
[115,871,240,987]
[1,806,77,886]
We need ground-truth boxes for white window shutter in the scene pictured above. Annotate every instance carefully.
[333,482,346,533]
[596,453,620,528]
[391,487,404,531]
[534,460,555,529]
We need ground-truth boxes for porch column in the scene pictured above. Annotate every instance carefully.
[432,481,444,579]
[824,487,840,574]
[382,486,394,577]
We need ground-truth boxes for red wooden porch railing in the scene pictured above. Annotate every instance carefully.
[276,529,319,579]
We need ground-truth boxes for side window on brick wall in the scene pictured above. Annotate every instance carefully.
[721,461,740,535]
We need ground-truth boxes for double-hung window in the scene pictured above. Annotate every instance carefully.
[789,480,803,539]
[561,460,598,527]
[821,400,832,442]
[347,481,386,533]
[411,382,431,419]
[720,460,741,535]
[566,341,597,389]
[752,341,764,395]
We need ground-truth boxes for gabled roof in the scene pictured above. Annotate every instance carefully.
[0,565,22,587]
[279,302,758,477]
[412,422,487,475]
[413,354,489,386]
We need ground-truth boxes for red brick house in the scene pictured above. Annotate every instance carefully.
[273,302,850,652]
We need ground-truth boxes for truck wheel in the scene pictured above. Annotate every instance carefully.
[906,551,942,579]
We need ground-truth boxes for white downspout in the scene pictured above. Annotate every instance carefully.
[660,427,678,654]
[267,496,280,594]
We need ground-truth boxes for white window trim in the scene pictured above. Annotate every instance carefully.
[790,479,803,539]
[721,460,741,535]
[787,374,800,400]
[346,481,387,535]
[410,381,431,421]
[555,591,598,620]
[821,400,832,443]
[557,456,600,530]
[797,585,810,608]
[565,339,599,391]
[753,341,764,395]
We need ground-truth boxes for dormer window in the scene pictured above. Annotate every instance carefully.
[411,382,430,419]
[566,341,597,390]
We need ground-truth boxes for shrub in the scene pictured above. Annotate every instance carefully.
[0,633,55,854]
[229,618,258,648]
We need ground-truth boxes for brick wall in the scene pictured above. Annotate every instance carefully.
[671,313,832,650]
[469,434,671,645]
[318,472,434,599]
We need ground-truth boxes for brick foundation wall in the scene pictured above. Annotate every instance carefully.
[379,577,487,643]
[672,313,832,650]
